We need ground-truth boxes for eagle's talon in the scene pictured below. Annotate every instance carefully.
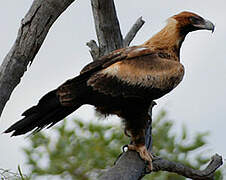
[127,144,153,171]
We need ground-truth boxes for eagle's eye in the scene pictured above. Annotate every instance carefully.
[189,16,203,25]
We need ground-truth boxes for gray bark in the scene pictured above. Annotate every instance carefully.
[123,17,145,47]
[0,0,75,117]
[88,1,145,60]
[100,153,223,180]
[151,154,223,180]
[90,0,124,59]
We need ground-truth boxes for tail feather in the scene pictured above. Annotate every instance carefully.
[4,90,81,136]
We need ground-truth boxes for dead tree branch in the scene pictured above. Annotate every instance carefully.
[90,0,123,59]
[0,0,75,117]
[100,152,223,180]
[152,154,223,180]
[123,17,145,47]
[86,40,99,61]
[88,0,145,60]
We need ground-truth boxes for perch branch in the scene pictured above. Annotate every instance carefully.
[99,101,223,180]
[152,154,223,180]
[0,0,75,117]
[100,130,222,180]
[123,17,145,47]
[99,100,222,180]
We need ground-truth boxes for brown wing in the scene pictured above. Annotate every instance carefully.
[80,46,154,74]
[87,54,184,99]
[57,46,156,105]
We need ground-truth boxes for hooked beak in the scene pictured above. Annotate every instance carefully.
[203,19,215,33]
[194,19,215,33]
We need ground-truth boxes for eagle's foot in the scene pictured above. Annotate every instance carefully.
[127,144,153,170]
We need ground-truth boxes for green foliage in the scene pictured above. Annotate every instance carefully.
[23,119,128,179]
[22,111,224,180]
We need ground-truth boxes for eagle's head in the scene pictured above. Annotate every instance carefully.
[144,11,215,54]
[171,11,215,35]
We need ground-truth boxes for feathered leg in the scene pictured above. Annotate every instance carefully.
[127,129,153,170]
[122,99,153,170]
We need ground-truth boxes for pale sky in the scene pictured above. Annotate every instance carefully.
[0,0,226,176]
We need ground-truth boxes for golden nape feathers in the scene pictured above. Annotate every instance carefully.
[144,11,214,58]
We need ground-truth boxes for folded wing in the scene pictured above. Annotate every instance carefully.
[58,46,184,103]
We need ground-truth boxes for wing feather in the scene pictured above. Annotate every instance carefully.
[87,54,184,99]
[80,46,153,74]
[57,45,184,104]
[57,46,155,104]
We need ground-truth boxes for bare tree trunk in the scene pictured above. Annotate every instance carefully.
[87,0,144,60]
[90,0,123,57]
[0,0,75,117]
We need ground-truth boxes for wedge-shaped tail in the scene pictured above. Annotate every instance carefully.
[4,90,81,136]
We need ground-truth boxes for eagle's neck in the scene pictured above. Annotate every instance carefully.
[143,18,186,61]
